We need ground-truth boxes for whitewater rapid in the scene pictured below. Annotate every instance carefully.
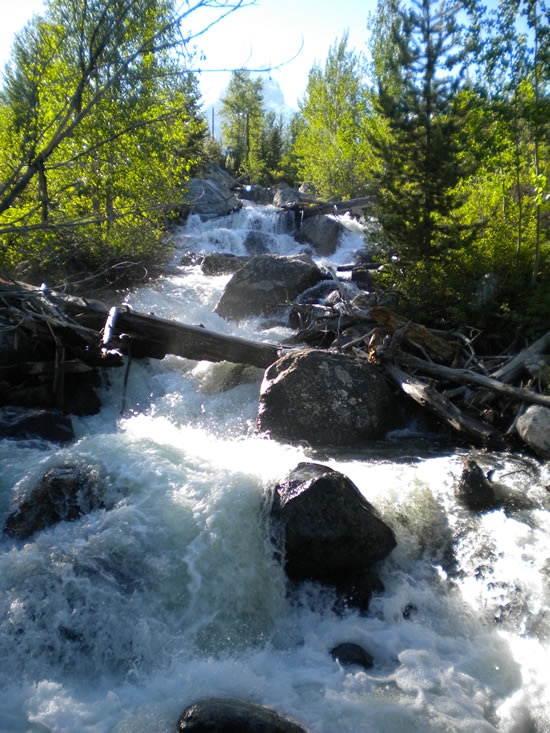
[0,204,549,733]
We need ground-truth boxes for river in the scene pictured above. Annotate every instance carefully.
[1,202,549,732]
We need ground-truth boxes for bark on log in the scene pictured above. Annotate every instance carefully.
[385,363,503,446]
[49,292,281,368]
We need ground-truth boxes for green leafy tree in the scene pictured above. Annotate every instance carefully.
[0,0,248,280]
[292,33,373,199]
[220,70,264,180]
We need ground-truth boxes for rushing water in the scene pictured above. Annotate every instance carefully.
[1,203,549,733]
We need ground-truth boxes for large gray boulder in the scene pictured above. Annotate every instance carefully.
[4,465,104,539]
[516,405,550,458]
[185,178,241,220]
[215,254,323,321]
[178,698,307,732]
[256,349,397,447]
[295,215,346,256]
[270,462,396,609]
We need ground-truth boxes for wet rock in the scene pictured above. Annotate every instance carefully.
[180,252,204,267]
[295,215,346,256]
[177,698,308,732]
[0,407,74,443]
[270,462,396,597]
[243,230,277,255]
[185,178,241,220]
[215,254,323,321]
[4,465,105,539]
[201,252,249,276]
[330,642,374,670]
[516,405,550,458]
[256,349,398,447]
[272,183,302,208]
[455,459,497,511]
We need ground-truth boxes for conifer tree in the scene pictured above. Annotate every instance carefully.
[369,0,471,261]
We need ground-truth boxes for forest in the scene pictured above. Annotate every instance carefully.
[0,0,548,339]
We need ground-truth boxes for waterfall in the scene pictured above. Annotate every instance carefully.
[0,202,549,733]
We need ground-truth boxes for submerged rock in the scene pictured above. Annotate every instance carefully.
[330,642,374,670]
[177,697,308,732]
[4,465,104,539]
[215,254,323,321]
[455,459,497,511]
[270,462,396,610]
[257,349,397,448]
[0,407,74,443]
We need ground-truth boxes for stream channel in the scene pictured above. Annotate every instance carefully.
[1,201,549,732]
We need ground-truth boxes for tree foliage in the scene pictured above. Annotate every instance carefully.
[292,34,374,199]
[0,0,248,281]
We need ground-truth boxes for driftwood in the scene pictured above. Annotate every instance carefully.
[398,354,550,409]
[491,330,550,384]
[385,363,503,446]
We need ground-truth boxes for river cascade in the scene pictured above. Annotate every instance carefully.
[1,201,549,733]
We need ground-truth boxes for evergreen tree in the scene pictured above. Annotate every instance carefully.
[369,0,471,262]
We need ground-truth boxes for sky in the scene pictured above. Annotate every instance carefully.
[0,0,377,111]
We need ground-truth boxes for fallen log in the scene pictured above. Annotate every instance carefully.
[385,363,503,446]
[48,292,281,369]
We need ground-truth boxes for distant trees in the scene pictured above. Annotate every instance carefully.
[219,70,289,184]
[0,0,248,280]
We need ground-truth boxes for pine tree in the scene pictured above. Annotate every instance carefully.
[370,0,471,261]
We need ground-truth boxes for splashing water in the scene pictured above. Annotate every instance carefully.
[1,203,549,733]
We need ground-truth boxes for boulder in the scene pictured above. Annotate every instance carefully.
[270,462,396,607]
[272,183,302,208]
[201,252,249,276]
[205,164,238,189]
[4,465,104,539]
[256,349,398,447]
[330,642,374,670]
[516,405,550,458]
[177,698,307,732]
[185,178,241,220]
[295,215,346,256]
[215,254,323,321]
[0,407,74,443]
[455,459,497,511]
